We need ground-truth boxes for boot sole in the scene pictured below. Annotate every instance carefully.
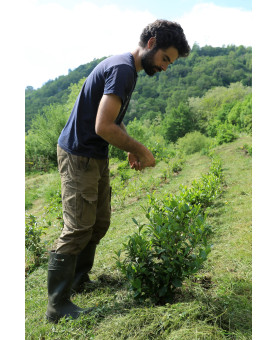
[45,313,60,324]
[45,307,94,323]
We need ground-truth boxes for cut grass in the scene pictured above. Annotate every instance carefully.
[25,136,252,339]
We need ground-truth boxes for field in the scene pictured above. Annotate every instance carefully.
[25,136,252,339]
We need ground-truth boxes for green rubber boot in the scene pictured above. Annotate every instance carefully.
[72,242,97,293]
[46,251,93,323]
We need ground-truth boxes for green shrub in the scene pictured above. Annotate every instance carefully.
[109,144,126,160]
[215,122,238,145]
[25,214,46,253]
[171,161,183,173]
[25,103,69,166]
[25,214,48,275]
[116,201,212,304]
[227,93,252,133]
[242,143,252,156]
[176,132,212,155]
[180,159,222,208]
[147,135,175,162]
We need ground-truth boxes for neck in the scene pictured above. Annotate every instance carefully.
[131,47,144,72]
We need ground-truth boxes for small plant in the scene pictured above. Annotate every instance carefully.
[25,214,48,275]
[25,214,46,253]
[242,143,252,156]
[44,189,64,229]
[171,160,183,174]
[116,198,212,304]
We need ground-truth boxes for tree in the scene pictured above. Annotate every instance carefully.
[162,102,194,143]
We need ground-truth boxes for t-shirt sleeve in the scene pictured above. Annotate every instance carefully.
[104,65,134,103]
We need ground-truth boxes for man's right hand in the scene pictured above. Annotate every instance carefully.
[138,148,155,169]
[128,149,155,171]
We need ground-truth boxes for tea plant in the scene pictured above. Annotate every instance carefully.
[25,214,48,275]
[242,143,252,156]
[116,199,212,304]
[116,158,223,303]
[25,214,46,253]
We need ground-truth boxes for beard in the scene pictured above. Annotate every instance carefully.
[141,48,162,76]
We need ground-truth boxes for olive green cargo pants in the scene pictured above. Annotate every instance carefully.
[55,145,111,255]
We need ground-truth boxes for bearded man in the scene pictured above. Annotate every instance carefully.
[46,19,190,323]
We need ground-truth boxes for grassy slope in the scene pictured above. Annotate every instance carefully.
[25,136,252,339]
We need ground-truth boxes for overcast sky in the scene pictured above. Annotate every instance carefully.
[24,0,252,89]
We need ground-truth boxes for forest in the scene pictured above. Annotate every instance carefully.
[25,43,252,170]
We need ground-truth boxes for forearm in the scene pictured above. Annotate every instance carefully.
[96,121,146,156]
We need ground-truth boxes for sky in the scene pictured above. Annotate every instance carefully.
[24,0,252,89]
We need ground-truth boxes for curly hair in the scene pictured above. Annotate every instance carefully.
[139,19,190,58]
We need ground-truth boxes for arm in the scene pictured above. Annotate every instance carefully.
[119,122,141,171]
[95,94,155,170]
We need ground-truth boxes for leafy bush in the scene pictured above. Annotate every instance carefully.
[215,122,238,145]
[227,93,252,133]
[242,143,252,156]
[116,202,212,304]
[176,131,213,155]
[25,214,46,254]
[180,158,222,208]
[109,144,126,160]
[116,159,223,303]
[147,135,175,162]
[170,160,183,173]
[25,103,69,167]
[25,214,48,275]
[162,103,195,143]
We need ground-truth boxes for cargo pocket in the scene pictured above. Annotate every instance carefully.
[77,192,98,228]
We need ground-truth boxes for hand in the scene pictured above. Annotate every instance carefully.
[128,153,141,171]
[128,148,155,171]
[139,148,156,169]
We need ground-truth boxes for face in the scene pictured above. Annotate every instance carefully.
[141,46,179,76]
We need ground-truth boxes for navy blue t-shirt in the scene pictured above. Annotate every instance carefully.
[58,52,137,158]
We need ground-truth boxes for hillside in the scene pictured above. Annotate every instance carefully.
[25,57,106,131]
[25,44,252,131]
[25,136,252,339]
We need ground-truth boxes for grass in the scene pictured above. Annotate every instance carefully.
[25,136,252,339]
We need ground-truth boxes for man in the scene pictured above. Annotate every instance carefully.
[46,19,190,323]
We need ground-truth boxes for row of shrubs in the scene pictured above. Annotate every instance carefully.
[116,156,223,304]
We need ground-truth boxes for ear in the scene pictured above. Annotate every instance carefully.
[147,37,156,50]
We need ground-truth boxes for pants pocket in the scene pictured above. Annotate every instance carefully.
[77,193,98,228]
